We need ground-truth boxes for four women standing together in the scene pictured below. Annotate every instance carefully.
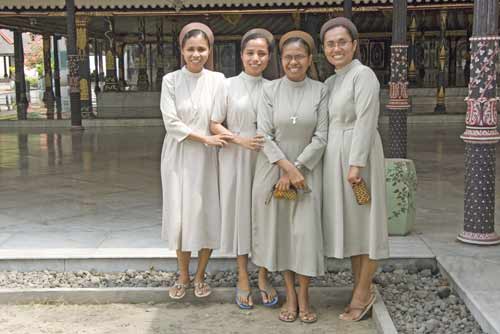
[160,17,389,324]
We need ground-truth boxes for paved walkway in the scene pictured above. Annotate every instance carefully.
[0,122,499,332]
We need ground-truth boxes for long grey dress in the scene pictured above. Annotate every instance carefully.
[212,72,267,255]
[252,76,328,277]
[160,66,225,252]
[323,59,389,259]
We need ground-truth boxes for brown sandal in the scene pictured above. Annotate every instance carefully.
[339,293,376,322]
[169,281,190,300]
[279,307,298,322]
[193,281,212,298]
[299,310,317,324]
[344,284,376,313]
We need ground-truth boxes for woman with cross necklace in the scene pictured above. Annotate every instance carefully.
[251,30,328,323]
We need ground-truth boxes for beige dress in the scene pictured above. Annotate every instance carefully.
[212,72,267,255]
[323,59,389,259]
[160,66,225,251]
[252,76,328,277]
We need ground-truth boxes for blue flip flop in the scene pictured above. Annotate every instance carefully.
[235,287,253,310]
[260,285,279,307]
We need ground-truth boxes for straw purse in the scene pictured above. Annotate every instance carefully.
[351,179,371,205]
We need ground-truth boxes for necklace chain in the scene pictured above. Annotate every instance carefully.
[287,80,307,125]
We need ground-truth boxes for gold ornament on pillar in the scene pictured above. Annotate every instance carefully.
[222,14,242,26]
[76,16,89,57]
[292,11,301,29]
[408,15,417,83]
[106,50,115,70]
[80,78,89,101]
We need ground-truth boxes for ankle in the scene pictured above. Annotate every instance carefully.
[193,273,205,283]
[178,274,190,284]
[238,269,249,281]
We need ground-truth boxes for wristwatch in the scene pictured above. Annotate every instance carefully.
[294,161,307,173]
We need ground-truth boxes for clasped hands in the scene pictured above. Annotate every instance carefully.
[275,160,307,191]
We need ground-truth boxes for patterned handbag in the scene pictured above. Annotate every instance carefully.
[352,179,371,205]
[265,186,297,205]
[265,184,312,205]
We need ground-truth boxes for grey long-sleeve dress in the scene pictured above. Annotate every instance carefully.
[212,72,267,255]
[323,59,389,259]
[251,76,328,277]
[160,66,225,252]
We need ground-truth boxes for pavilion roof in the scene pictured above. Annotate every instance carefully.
[0,0,472,10]
[0,30,14,56]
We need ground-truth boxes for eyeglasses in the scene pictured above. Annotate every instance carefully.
[282,54,308,63]
[325,40,353,49]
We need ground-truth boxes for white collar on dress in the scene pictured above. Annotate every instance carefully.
[181,66,205,78]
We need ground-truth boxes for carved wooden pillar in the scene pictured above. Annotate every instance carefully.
[343,0,352,19]
[387,0,410,159]
[76,15,93,118]
[65,0,82,128]
[8,56,14,78]
[53,36,62,119]
[103,17,119,92]
[449,37,457,87]
[458,0,500,245]
[137,17,149,91]
[117,42,127,90]
[156,21,165,90]
[435,10,448,113]
[94,39,100,93]
[42,34,55,120]
[408,13,418,86]
[98,40,104,82]
[13,30,28,120]
[3,56,7,78]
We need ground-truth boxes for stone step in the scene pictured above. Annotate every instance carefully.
[0,236,435,272]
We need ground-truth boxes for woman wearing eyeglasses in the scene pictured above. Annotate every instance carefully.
[321,17,389,322]
[251,30,328,324]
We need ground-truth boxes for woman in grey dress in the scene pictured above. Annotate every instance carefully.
[321,17,389,321]
[160,22,233,300]
[252,30,328,323]
[210,28,279,309]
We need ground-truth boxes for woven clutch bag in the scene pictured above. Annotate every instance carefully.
[273,188,298,201]
[352,179,371,205]
[265,186,298,205]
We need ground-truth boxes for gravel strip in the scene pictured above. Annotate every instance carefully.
[0,269,352,289]
[376,264,485,334]
[0,267,485,333]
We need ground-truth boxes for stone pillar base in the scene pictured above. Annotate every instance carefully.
[457,231,500,245]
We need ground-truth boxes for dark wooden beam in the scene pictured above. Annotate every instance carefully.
[65,0,83,128]
[13,30,28,120]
